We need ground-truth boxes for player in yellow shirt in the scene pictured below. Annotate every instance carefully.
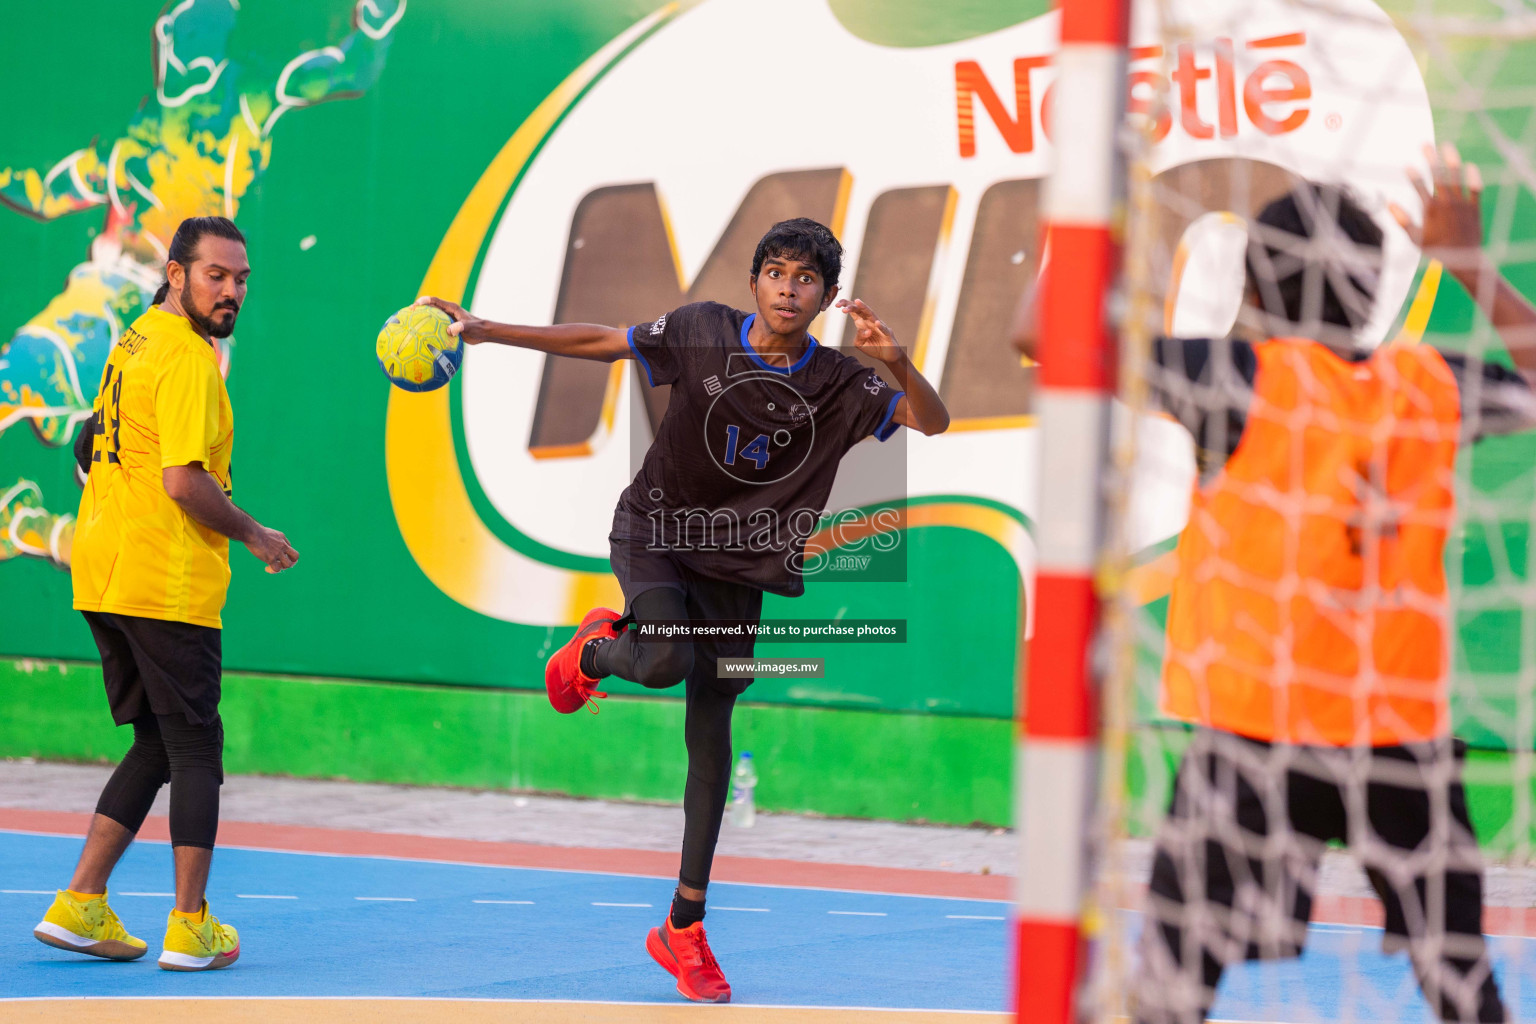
[32,216,298,972]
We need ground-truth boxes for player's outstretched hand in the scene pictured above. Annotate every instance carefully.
[836,298,903,363]
[1390,142,1484,269]
[415,295,481,342]
[247,525,300,575]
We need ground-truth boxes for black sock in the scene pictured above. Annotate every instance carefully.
[670,890,705,930]
[579,637,610,678]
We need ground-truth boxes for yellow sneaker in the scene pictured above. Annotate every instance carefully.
[158,901,240,972]
[33,889,148,961]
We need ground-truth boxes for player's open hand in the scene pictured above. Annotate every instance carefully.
[1391,142,1484,269]
[836,299,903,364]
[415,295,481,342]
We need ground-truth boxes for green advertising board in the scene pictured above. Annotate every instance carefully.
[0,0,1034,717]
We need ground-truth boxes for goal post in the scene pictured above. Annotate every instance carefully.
[1015,0,1132,1018]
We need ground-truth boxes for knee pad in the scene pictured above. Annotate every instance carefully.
[637,643,695,689]
[158,714,225,782]
[120,742,172,786]
[121,718,171,784]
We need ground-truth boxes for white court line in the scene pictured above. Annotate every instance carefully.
[355,897,415,902]
[829,910,887,917]
[119,892,174,897]
[1,890,52,895]
[947,914,1006,921]
[0,994,1007,1015]
[473,900,534,905]
[592,902,652,908]
[712,906,770,912]
[236,894,297,900]
[1304,920,1536,943]
[0,827,1010,905]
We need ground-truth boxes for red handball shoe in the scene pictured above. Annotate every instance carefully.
[544,607,620,714]
[646,918,731,1003]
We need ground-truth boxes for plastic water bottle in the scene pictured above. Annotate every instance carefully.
[730,751,758,828]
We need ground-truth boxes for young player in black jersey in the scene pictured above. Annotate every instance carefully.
[419,218,949,1003]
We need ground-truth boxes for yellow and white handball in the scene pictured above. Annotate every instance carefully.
[376,304,462,392]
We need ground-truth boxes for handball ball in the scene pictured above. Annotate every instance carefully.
[377,304,462,392]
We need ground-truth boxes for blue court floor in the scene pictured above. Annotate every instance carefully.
[1208,923,1534,1023]
[1,829,1533,1020]
[1,830,1007,1011]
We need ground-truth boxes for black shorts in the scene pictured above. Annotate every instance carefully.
[82,611,222,727]
[1145,727,1491,963]
[610,517,764,696]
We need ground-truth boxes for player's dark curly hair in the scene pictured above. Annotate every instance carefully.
[1245,182,1383,332]
[152,216,247,305]
[751,218,843,293]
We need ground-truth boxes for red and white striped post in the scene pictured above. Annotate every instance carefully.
[1015,0,1129,1017]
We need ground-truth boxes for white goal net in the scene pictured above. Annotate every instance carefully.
[1082,0,1536,1019]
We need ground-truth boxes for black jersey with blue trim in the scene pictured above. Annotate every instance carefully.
[616,300,904,596]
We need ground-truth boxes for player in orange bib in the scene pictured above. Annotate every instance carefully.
[34,217,298,973]
[1015,146,1536,1022]
[1126,149,1536,1022]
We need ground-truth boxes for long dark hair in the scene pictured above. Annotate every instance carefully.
[152,216,247,305]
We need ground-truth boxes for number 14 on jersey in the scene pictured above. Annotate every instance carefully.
[723,425,770,469]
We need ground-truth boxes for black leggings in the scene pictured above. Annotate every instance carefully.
[96,709,223,850]
[1135,732,1506,1024]
[595,587,739,891]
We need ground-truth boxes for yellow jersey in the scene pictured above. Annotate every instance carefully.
[72,306,235,629]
